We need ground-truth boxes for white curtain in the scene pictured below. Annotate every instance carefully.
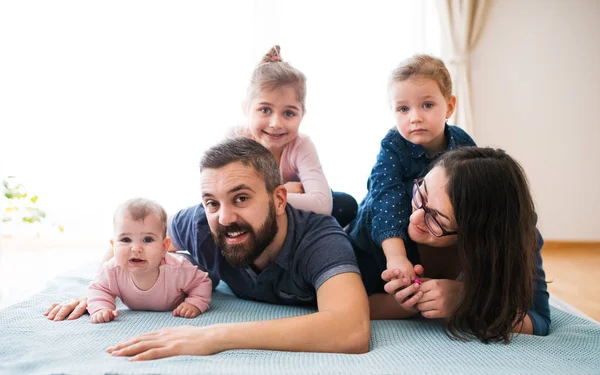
[436,0,490,137]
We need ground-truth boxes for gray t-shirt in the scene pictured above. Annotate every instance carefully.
[168,204,360,306]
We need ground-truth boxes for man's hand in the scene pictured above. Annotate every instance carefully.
[43,297,88,321]
[91,309,119,324]
[416,279,462,319]
[173,302,201,318]
[284,181,304,194]
[107,326,219,361]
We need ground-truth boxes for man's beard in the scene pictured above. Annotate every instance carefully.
[214,199,278,268]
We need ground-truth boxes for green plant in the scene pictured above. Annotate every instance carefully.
[2,176,63,231]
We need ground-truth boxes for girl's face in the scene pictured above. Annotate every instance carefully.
[408,166,458,247]
[390,77,456,155]
[111,212,170,275]
[245,85,304,156]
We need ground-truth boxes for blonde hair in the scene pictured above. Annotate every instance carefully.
[246,45,307,112]
[389,54,453,100]
[114,198,168,238]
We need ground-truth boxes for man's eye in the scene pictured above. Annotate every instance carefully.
[121,237,131,243]
[143,236,154,243]
[235,196,249,204]
[260,107,271,114]
[397,106,409,113]
[423,102,434,109]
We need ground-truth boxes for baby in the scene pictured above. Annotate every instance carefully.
[87,198,212,323]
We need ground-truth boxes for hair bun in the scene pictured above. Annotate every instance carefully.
[262,45,282,63]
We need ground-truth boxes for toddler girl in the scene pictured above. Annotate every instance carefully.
[347,54,476,291]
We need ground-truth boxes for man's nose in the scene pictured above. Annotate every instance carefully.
[131,242,143,252]
[218,205,238,226]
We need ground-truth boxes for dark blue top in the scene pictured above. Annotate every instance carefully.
[348,124,476,252]
[168,204,360,306]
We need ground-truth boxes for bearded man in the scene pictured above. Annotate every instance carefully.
[45,137,369,360]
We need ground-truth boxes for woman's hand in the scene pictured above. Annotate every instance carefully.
[416,279,462,319]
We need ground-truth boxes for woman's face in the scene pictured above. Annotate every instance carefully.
[408,166,459,247]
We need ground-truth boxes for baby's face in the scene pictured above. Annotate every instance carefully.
[111,213,168,274]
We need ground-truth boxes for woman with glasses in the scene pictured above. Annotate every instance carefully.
[352,147,550,342]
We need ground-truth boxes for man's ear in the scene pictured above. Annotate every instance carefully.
[446,95,457,119]
[110,239,114,248]
[274,185,288,215]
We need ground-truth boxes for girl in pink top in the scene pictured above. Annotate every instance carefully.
[87,198,212,324]
[231,45,357,227]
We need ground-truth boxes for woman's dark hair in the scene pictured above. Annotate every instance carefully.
[200,137,281,194]
[434,147,538,343]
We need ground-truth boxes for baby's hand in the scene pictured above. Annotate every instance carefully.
[384,256,416,285]
[90,309,119,324]
[173,302,201,318]
[284,181,305,194]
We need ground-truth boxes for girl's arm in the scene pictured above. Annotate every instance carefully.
[284,135,333,215]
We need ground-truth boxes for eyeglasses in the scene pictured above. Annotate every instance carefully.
[412,178,458,237]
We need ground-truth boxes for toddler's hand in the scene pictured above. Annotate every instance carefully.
[383,256,416,285]
[91,309,119,324]
[173,302,201,318]
[284,181,305,194]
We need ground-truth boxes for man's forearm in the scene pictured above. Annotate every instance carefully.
[207,310,370,354]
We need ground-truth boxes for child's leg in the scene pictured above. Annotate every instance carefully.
[331,191,358,228]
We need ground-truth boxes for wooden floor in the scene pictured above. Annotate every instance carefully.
[542,242,600,322]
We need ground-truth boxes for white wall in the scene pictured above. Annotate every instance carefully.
[470,0,600,240]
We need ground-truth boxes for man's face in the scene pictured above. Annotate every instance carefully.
[200,162,279,268]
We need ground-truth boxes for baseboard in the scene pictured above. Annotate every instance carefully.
[544,241,600,251]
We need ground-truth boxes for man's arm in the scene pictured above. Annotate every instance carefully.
[107,272,370,360]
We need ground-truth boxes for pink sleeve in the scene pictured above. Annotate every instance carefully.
[179,263,212,313]
[87,264,118,315]
[284,136,333,215]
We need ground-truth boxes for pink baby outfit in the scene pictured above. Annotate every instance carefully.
[87,252,212,315]
[229,126,333,215]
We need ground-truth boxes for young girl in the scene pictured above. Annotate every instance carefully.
[229,45,357,227]
[347,54,476,291]
[87,198,212,323]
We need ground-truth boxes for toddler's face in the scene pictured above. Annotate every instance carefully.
[111,212,169,274]
[246,85,304,156]
[390,77,455,154]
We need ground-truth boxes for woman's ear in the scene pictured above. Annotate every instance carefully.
[446,95,457,119]
[274,185,288,215]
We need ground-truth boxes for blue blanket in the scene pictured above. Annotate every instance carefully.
[1,265,599,375]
